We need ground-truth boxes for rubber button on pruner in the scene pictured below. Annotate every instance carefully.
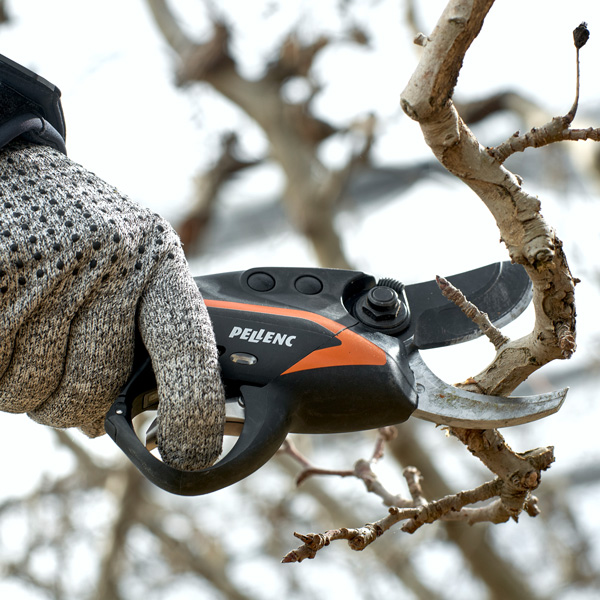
[230,353,258,365]
[295,275,323,295]
[247,272,276,292]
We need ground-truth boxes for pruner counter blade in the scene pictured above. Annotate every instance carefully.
[409,352,568,429]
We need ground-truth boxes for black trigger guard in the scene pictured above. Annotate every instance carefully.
[105,358,292,496]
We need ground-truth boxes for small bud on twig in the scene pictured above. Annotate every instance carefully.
[414,32,430,47]
[573,22,590,49]
[566,22,590,122]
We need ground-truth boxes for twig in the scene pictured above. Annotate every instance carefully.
[436,275,509,350]
[279,439,355,487]
[281,429,417,508]
[403,466,426,506]
[282,505,421,563]
[281,420,556,561]
[281,465,549,562]
[489,22,591,163]
[401,479,502,533]
[353,458,413,508]
[371,425,398,461]
[488,118,600,164]
[281,427,398,488]
[566,22,590,122]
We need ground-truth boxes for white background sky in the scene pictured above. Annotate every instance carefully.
[1,1,600,598]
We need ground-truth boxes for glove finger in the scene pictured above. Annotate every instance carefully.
[79,415,107,438]
[138,249,225,471]
[28,290,136,433]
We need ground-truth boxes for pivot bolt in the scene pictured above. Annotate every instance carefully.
[367,286,399,312]
[361,286,406,323]
[354,284,410,333]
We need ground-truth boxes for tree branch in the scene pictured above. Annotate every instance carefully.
[400,0,577,396]
[282,424,555,562]
[145,0,362,268]
[436,274,509,350]
[489,23,594,165]
[177,133,259,252]
[281,465,549,562]
[283,1,581,564]
[390,423,543,600]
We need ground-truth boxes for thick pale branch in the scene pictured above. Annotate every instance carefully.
[401,0,577,395]
[449,427,555,514]
[400,0,495,119]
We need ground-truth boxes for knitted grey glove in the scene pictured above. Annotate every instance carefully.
[0,141,225,471]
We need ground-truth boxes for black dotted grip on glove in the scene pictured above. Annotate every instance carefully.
[0,142,225,471]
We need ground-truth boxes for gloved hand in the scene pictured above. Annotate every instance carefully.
[0,141,225,471]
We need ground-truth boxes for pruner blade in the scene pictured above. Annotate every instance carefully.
[408,352,568,429]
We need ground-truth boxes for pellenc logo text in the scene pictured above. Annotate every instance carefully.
[229,326,296,347]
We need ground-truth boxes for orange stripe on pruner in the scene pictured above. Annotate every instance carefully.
[205,299,345,334]
[282,328,387,374]
[205,299,387,374]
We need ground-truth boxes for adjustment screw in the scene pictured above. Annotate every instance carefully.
[360,286,407,324]
[367,286,399,311]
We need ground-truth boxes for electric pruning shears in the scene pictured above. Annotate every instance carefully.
[0,54,567,497]
[105,263,567,496]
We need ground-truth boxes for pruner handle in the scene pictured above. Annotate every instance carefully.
[105,358,292,496]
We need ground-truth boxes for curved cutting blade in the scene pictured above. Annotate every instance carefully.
[409,352,567,429]
[404,261,532,349]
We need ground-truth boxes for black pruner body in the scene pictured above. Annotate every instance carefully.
[106,261,532,495]
[199,267,418,434]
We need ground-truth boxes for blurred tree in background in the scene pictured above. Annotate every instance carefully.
[1,1,599,599]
